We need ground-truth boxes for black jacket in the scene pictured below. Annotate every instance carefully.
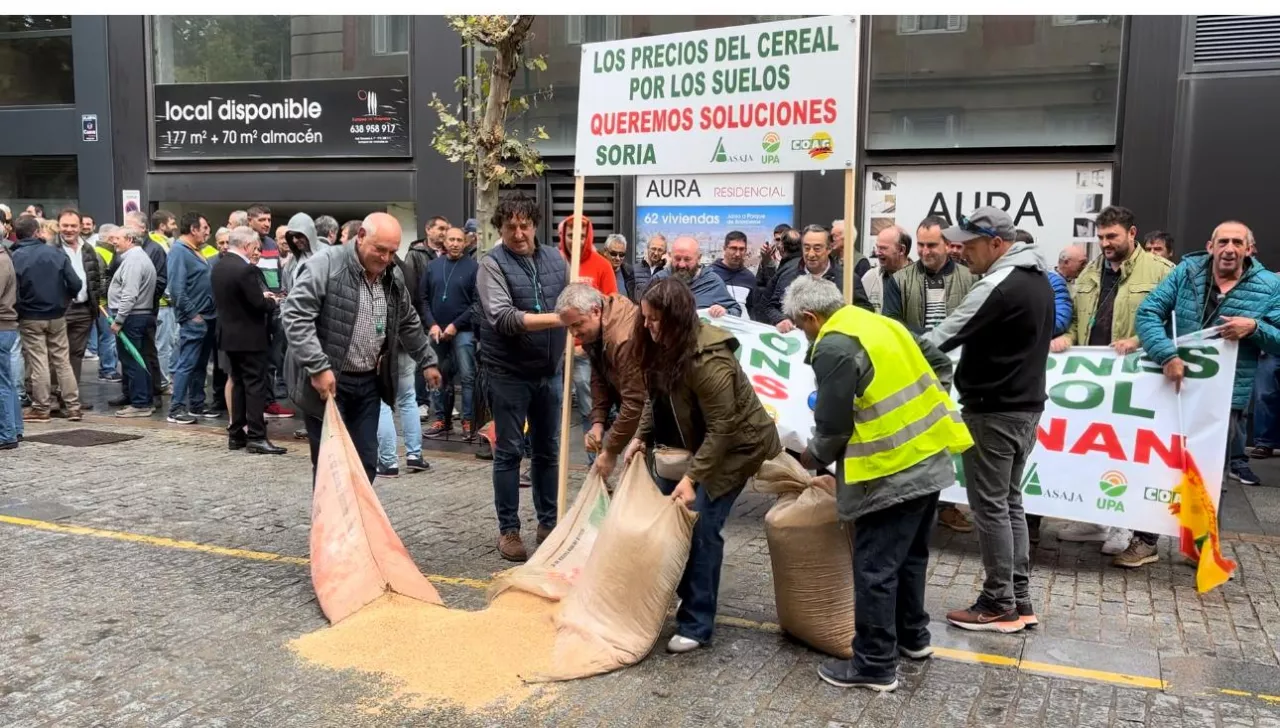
[211,253,275,352]
[761,260,872,325]
[401,241,437,312]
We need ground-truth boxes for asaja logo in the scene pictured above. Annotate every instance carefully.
[1096,470,1128,513]
[1021,462,1042,496]
[711,137,754,164]
[1022,463,1082,502]
[761,131,781,164]
[791,131,834,160]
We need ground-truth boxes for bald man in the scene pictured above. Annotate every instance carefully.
[650,235,740,316]
[282,211,442,485]
[864,226,912,312]
[1056,244,1087,284]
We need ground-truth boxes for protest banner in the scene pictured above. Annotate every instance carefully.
[703,314,1237,536]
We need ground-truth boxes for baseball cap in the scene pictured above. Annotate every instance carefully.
[941,206,1017,244]
[463,218,478,233]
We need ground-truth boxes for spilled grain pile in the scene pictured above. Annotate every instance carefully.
[290,591,559,712]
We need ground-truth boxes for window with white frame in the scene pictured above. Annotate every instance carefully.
[897,16,966,35]
[374,15,409,55]
[1053,15,1112,26]
[566,16,620,45]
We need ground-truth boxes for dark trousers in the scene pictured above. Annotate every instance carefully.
[266,310,286,403]
[305,371,382,487]
[143,314,162,396]
[226,350,269,441]
[489,371,561,534]
[851,491,939,680]
[118,315,152,408]
[655,475,744,644]
[212,358,228,410]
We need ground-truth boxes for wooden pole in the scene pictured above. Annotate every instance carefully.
[842,167,855,306]
[557,176,586,521]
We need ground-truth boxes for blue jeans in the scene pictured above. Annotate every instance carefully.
[655,473,745,644]
[0,330,21,443]
[168,317,216,416]
[157,307,177,387]
[1254,354,1280,449]
[489,371,561,534]
[118,314,153,408]
[572,352,595,465]
[10,331,24,399]
[430,331,477,425]
[93,310,118,377]
[86,316,97,356]
[377,353,422,467]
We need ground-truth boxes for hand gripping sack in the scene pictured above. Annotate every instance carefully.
[531,456,697,682]
[488,470,611,602]
[756,452,854,658]
[310,399,442,624]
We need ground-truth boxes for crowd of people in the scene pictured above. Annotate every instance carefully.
[1,193,1276,693]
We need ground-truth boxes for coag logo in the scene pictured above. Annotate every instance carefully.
[1096,470,1128,513]
[761,131,781,164]
[791,131,834,160]
[710,137,753,164]
[1143,486,1181,505]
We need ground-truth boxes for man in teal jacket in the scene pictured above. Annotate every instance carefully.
[1131,220,1280,566]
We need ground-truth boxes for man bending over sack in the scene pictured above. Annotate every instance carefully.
[790,276,972,693]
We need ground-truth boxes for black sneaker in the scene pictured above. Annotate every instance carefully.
[816,659,898,692]
[376,464,400,478]
[98,372,122,383]
[190,407,220,419]
[405,455,430,473]
[107,394,128,407]
[167,410,197,425]
[1230,463,1261,486]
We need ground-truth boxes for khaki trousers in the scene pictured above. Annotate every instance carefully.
[19,318,80,413]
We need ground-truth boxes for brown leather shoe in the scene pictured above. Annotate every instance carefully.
[22,407,50,422]
[498,531,527,562]
[67,408,83,422]
[536,523,553,545]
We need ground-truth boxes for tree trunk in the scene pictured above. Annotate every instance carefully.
[475,15,536,254]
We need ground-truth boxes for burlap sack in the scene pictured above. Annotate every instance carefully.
[755,453,854,658]
[310,399,442,624]
[488,471,611,602]
[531,456,697,682]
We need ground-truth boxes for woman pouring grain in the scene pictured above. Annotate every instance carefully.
[622,277,782,654]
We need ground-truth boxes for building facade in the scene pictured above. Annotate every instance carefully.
[0,15,1275,263]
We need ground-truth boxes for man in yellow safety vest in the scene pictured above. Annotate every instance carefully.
[789,276,972,693]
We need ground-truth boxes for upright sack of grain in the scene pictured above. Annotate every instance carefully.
[488,471,611,602]
[756,452,854,658]
[531,456,697,682]
[311,399,442,624]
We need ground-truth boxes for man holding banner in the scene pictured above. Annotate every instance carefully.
[925,207,1055,633]
[1132,220,1280,567]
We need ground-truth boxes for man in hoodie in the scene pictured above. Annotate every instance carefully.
[281,212,317,293]
[711,230,757,319]
[652,236,739,316]
[421,226,479,440]
[10,214,83,422]
[924,207,1055,634]
[766,224,871,331]
[165,212,219,424]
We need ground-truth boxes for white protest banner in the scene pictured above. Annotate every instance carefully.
[574,16,859,176]
[703,313,1236,536]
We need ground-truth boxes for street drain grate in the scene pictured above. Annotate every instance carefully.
[20,429,143,447]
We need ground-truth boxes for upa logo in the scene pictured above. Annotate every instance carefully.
[791,131,834,160]
[1096,470,1128,513]
[761,131,781,164]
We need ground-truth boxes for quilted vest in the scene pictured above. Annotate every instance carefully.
[479,243,568,379]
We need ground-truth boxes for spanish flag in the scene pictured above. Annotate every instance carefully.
[1169,452,1236,591]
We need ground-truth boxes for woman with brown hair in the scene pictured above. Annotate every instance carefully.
[623,277,781,654]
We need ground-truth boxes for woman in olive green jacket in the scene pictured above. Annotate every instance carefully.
[624,277,782,654]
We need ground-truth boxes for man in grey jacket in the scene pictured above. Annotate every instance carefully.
[281,212,440,485]
[106,226,157,418]
[789,276,966,693]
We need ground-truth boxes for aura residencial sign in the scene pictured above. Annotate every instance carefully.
[573,16,859,176]
[153,76,411,159]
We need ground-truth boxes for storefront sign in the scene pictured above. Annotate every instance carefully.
[704,313,1234,537]
[635,172,793,267]
[863,164,1114,266]
[81,114,98,142]
[574,16,859,176]
[153,76,411,159]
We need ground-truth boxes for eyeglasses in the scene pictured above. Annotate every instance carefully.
[607,250,626,258]
[958,214,999,239]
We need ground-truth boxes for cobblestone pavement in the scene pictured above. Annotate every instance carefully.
[5,417,1280,727]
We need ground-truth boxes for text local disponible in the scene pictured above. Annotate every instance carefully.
[163,98,323,124]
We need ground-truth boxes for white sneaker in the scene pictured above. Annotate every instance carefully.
[1101,528,1134,555]
[417,404,431,421]
[1058,521,1109,542]
[666,634,701,654]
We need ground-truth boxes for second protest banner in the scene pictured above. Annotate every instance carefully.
[703,314,1237,537]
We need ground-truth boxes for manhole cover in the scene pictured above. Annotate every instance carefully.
[20,429,143,447]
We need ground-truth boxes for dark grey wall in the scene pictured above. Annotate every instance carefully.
[107,15,149,217]
[411,16,466,232]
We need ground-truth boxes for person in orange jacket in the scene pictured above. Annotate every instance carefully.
[557,214,617,466]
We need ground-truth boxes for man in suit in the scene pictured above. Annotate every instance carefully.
[211,226,286,455]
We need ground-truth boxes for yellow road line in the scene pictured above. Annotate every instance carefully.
[0,514,1231,696]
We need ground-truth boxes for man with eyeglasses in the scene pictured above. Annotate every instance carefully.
[603,234,635,300]
[1133,220,1280,564]
[633,233,668,299]
[924,206,1055,634]
[710,230,757,318]
[765,224,871,332]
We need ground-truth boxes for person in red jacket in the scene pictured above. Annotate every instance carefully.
[557,214,616,466]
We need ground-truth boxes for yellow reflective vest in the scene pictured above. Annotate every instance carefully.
[814,305,973,483]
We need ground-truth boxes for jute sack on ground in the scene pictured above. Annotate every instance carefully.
[755,452,854,658]
[488,471,611,602]
[310,399,442,624]
[530,455,697,682]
